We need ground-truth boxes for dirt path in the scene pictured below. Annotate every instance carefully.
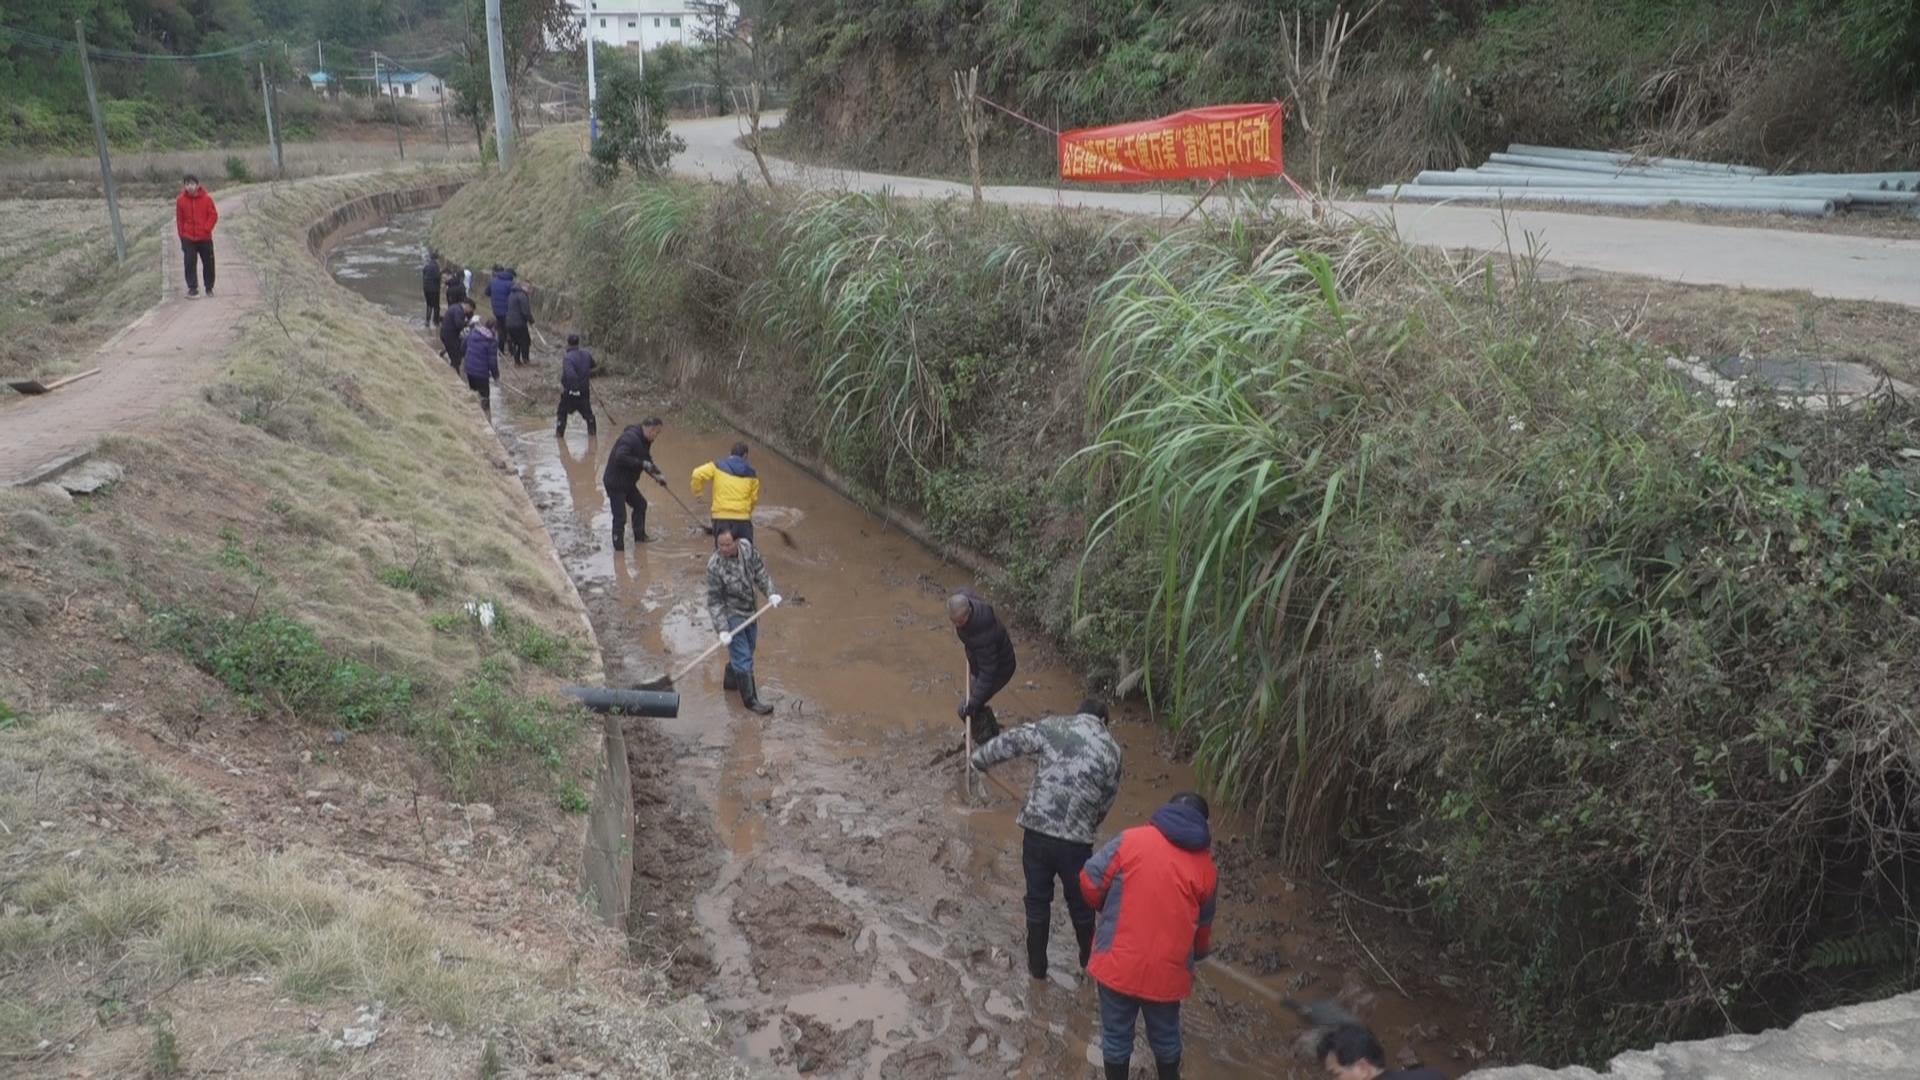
[0,196,256,486]
[670,115,1920,308]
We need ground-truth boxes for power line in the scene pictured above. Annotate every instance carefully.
[0,23,279,64]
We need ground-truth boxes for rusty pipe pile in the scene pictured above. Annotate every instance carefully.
[1368,144,1920,219]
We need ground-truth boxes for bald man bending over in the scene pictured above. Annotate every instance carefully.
[950,586,1017,743]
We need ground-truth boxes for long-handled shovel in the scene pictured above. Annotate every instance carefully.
[634,599,776,691]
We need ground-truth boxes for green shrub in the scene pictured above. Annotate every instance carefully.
[223,155,253,183]
[150,607,413,730]
[410,660,578,801]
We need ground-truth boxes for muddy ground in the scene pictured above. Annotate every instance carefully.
[328,216,1499,1079]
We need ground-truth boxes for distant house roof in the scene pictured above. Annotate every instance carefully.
[386,71,436,84]
[309,72,331,84]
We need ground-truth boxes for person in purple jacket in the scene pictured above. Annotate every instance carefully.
[462,317,501,421]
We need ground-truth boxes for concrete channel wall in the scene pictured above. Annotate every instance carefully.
[1471,991,1920,1078]
[307,180,633,934]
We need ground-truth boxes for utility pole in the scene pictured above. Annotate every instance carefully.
[379,54,405,159]
[259,63,282,177]
[485,0,514,168]
[267,73,285,176]
[584,2,597,142]
[74,20,126,264]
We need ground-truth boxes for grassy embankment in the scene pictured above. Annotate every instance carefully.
[439,124,1920,1065]
[767,0,1920,188]
[0,168,751,1078]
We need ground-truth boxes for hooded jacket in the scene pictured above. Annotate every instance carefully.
[487,269,515,318]
[444,271,467,307]
[422,256,441,294]
[603,425,661,487]
[176,187,218,242]
[706,539,775,632]
[1081,800,1219,1003]
[953,586,1017,705]
[505,285,533,329]
[970,712,1122,845]
[462,325,500,380]
[691,454,759,520]
[561,346,595,393]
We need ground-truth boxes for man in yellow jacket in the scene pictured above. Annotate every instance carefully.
[691,441,761,548]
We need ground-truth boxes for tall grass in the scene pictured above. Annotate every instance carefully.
[1074,216,1920,1059]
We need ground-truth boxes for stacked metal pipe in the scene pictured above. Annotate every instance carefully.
[1368,144,1920,218]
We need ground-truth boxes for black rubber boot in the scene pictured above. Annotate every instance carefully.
[723,666,739,691]
[970,705,1001,744]
[1074,920,1095,970]
[555,422,565,436]
[586,419,597,436]
[611,530,625,552]
[1104,1062,1130,1080]
[633,506,650,543]
[1026,921,1049,980]
[740,672,773,715]
[1154,1058,1180,1080]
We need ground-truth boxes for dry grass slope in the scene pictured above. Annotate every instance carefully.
[0,166,759,1078]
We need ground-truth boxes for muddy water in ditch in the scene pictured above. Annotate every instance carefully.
[329,217,1490,1079]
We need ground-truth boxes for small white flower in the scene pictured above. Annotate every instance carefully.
[1371,648,1384,669]
[1415,671,1432,687]
[1507,415,1525,432]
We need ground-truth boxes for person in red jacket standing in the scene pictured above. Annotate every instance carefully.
[175,174,219,299]
[1080,791,1218,1080]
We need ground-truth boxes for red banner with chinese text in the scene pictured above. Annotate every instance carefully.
[1057,103,1284,184]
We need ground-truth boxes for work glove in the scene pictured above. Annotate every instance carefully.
[768,594,782,608]
[718,630,733,646]
[654,475,668,488]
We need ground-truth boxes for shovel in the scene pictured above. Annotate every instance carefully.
[8,368,100,395]
[634,598,776,691]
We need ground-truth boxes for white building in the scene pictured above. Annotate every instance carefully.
[570,0,737,53]
[379,71,446,101]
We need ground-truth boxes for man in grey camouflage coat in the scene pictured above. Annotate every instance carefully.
[706,527,781,714]
[971,699,1124,981]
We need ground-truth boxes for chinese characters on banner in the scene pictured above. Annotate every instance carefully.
[1057,103,1285,184]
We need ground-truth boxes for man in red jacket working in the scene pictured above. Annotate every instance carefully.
[175,174,219,299]
[1081,791,1219,1080]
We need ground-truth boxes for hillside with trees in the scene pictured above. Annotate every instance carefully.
[763,0,1920,185]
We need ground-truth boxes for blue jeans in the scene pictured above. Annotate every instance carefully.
[1098,983,1182,1066]
[727,615,758,674]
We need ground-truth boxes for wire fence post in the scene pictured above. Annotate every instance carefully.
[74,20,127,264]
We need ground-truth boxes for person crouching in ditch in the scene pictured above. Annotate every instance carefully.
[439,300,471,370]
[706,526,781,715]
[461,316,500,421]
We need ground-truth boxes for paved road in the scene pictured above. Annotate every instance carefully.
[0,195,258,487]
[673,114,1920,307]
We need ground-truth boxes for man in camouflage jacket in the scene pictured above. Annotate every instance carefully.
[971,699,1124,981]
[706,528,781,714]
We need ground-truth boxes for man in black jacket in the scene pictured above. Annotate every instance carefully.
[1318,1025,1448,1080]
[602,418,666,551]
[421,249,442,329]
[438,300,471,370]
[556,334,597,437]
[504,280,534,365]
[949,586,1017,743]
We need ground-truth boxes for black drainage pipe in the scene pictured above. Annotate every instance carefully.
[562,686,681,718]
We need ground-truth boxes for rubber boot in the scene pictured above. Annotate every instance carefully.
[555,421,565,437]
[586,418,597,436]
[1103,1062,1130,1080]
[1074,920,1095,970]
[970,705,1001,744]
[723,666,739,691]
[612,529,625,552]
[1154,1058,1180,1080]
[739,671,773,715]
[633,505,650,543]
[1026,921,1049,980]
